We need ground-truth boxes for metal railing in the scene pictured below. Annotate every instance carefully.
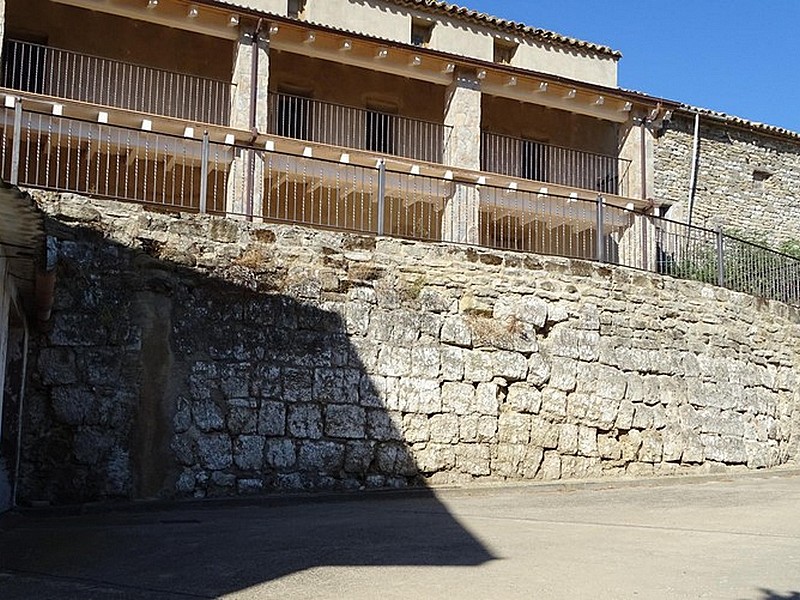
[1,39,232,125]
[481,131,631,196]
[267,92,452,164]
[3,103,799,307]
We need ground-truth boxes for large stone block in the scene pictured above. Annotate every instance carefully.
[193,400,225,433]
[287,404,323,439]
[441,381,475,415]
[325,405,367,439]
[38,347,78,385]
[456,444,491,476]
[506,384,542,414]
[701,434,747,464]
[197,434,233,470]
[558,423,579,455]
[298,441,345,473]
[498,412,531,444]
[258,401,286,436]
[234,435,265,471]
[265,439,296,470]
[397,378,441,414]
[366,409,403,441]
[475,382,500,416]
[429,414,460,444]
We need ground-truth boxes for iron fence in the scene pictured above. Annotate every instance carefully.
[267,92,452,164]
[2,103,799,307]
[2,39,233,125]
[481,131,632,196]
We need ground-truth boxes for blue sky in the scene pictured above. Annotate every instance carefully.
[464,1,800,132]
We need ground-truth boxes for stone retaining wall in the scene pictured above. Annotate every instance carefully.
[18,192,800,504]
[654,114,800,246]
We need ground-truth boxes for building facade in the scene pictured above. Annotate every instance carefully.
[0,0,678,262]
[2,0,800,504]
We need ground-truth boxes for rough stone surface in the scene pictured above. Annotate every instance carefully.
[655,114,800,246]
[17,193,800,504]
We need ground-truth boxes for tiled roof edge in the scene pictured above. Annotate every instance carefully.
[209,0,622,59]
[678,104,800,142]
[389,0,622,59]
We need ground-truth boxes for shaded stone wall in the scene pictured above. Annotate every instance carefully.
[653,114,800,246]
[19,192,800,504]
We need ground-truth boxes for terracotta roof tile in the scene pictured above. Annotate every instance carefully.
[679,104,800,141]
[208,0,621,59]
[391,0,621,59]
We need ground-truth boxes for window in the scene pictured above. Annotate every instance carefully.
[493,39,518,65]
[287,0,307,19]
[411,19,434,47]
[365,102,398,155]
[276,91,312,141]
[753,169,773,191]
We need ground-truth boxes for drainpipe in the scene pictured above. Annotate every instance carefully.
[639,117,648,202]
[687,112,700,228]
[245,18,264,221]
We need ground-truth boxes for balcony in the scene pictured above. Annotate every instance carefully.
[266,92,452,165]
[481,131,631,196]
[2,102,799,307]
[1,39,233,126]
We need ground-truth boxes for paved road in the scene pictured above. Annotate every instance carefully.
[1,472,800,599]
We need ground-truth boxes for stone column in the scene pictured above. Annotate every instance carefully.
[616,213,658,271]
[618,113,655,201]
[227,27,270,219]
[442,69,482,245]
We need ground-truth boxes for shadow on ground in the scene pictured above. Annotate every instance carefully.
[1,213,494,597]
[1,491,492,599]
[756,590,800,600]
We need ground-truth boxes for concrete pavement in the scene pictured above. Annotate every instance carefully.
[1,471,800,599]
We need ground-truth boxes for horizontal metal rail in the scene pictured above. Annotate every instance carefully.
[267,92,452,165]
[481,131,632,196]
[3,104,799,307]
[2,39,232,125]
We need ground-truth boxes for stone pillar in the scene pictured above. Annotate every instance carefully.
[227,27,270,219]
[442,183,480,244]
[618,113,655,201]
[616,214,658,272]
[442,70,482,245]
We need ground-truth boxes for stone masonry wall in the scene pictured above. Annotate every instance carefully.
[19,192,800,504]
[654,114,800,246]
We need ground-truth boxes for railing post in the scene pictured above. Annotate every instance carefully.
[716,227,725,288]
[595,194,605,262]
[10,98,22,185]
[199,131,209,214]
[377,159,386,236]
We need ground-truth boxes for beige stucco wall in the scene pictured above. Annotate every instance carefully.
[304,0,410,42]
[297,0,617,88]
[618,118,655,201]
[269,51,446,123]
[231,0,286,15]
[512,42,617,88]
[428,18,493,62]
[482,95,618,156]
[6,0,234,80]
